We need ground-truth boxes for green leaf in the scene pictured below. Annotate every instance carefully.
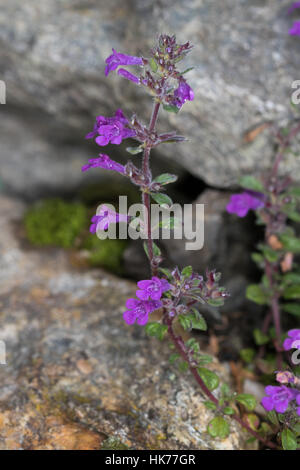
[162,104,180,114]
[251,252,264,266]
[143,241,161,259]
[145,322,167,340]
[190,309,207,331]
[149,58,158,73]
[158,217,181,229]
[158,267,173,280]
[153,173,178,185]
[204,401,217,411]
[196,354,213,365]
[197,367,220,391]
[178,314,192,331]
[150,192,173,208]
[253,328,269,346]
[207,417,230,439]
[235,394,257,411]
[182,67,194,75]
[281,429,297,451]
[282,273,300,284]
[282,205,300,222]
[223,407,235,415]
[246,284,268,305]
[282,303,300,317]
[280,234,300,254]
[126,146,143,155]
[260,245,280,263]
[283,285,300,300]
[239,175,264,192]
[240,348,255,364]
[289,187,300,198]
[181,265,193,278]
[267,410,279,426]
[207,298,225,307]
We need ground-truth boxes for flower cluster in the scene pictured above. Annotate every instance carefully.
[261,385,300,415]
[123,277,171,325]
[89,205,129,233]
[104,35,195,111]
[288,2,300,36]
[283,329,300,351]
[86,109,136,146]
[105,49,143,78]
[226,190,265,218]
[82,154,125,175]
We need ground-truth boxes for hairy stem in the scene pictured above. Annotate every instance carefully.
[265,260,283,369]
[142,101,161,276]
[165,315,279,449]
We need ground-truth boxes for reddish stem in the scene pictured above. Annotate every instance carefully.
[165,315,279,449]
[142,101,161,276]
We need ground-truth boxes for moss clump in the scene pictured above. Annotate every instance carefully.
[101,436,129,450]
[83,235,127,274]
[25,198,87,249]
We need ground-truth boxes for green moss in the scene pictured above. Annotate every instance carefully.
[101,436,129,450]
[83,235,127,274]
[25,198,88,249]
[24,198,128,275]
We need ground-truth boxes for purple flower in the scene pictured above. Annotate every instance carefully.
[86,109,136,146]
[105,49,143,76]
[226,190,265,217]
[136,277,171,301]
[289,21,300,35]
[283,329,300,351]
[118,68,140,84]
[288,2,300,14]
[172,80,194,108]
[296,393,300,417]
[276,371,296,384]
[261,385,296,414]
[89,204,129,233]
[123,298,162,325]
[81,154,125,174]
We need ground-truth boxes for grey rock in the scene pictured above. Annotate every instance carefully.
[0,195,249,449]
[0,0,299,194]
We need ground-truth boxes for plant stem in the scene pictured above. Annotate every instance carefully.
[142,101,161,276]
[165,315,279,449]
[265,260,283,369]
[271,121,300,178]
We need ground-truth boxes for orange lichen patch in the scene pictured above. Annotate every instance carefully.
[242,122,271,144]
[34,423,103,450]
[76,359,93,375]
[280,252,294,273]
[267,235,283,251]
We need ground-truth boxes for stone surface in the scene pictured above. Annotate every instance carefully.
[0,0,300,197]
[0,195,248,450]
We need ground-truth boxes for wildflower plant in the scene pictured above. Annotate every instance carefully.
[81,35,288,449]
[227,114,300,448]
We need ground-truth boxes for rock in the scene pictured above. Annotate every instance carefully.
[0,0,299,195]
[0,195,249,449]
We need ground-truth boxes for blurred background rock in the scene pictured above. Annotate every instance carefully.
[0,0,299,306]
[0,0,298,449]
